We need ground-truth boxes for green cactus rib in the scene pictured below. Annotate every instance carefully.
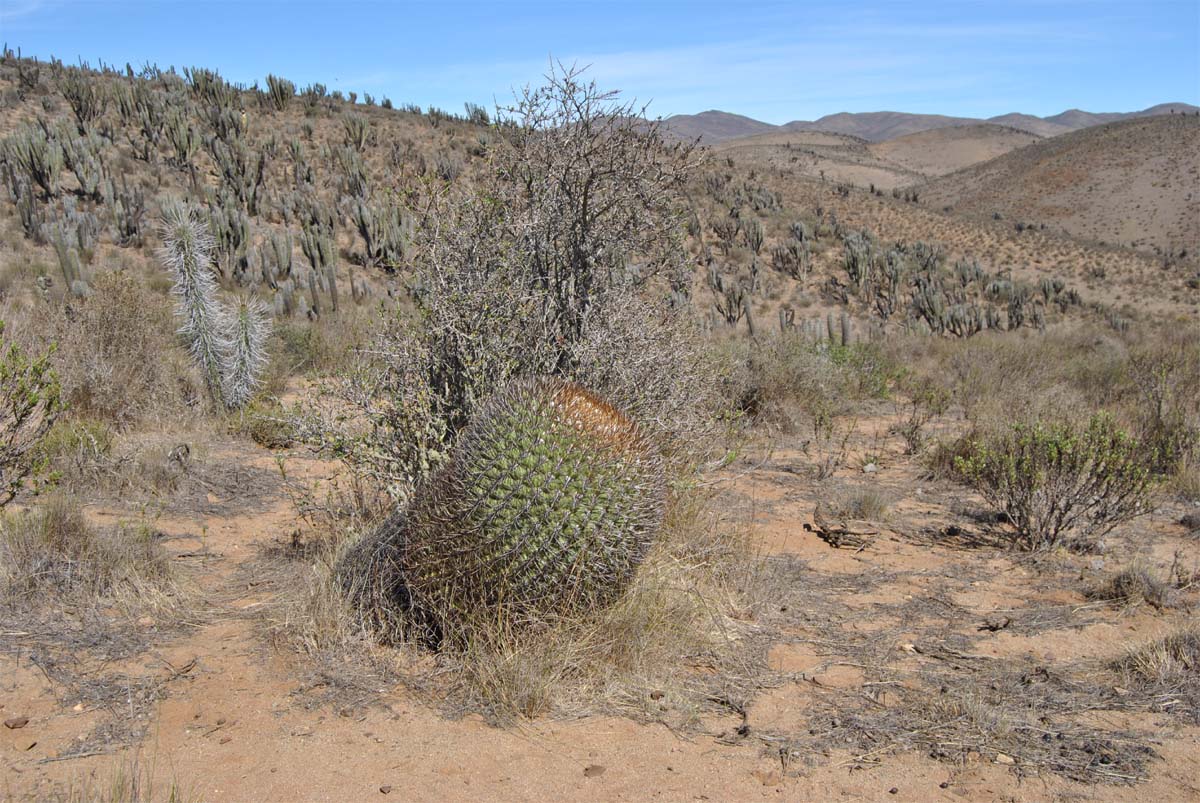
[400,376,666,620]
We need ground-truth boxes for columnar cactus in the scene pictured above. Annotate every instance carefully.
[160,202,226,399]
[397,376,666,624]
[222,297,272,409]
[159,203,270,410]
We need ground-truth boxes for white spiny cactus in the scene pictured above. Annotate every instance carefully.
[158,202,271,410]
[221,297,272,409]
[160,202,227,400]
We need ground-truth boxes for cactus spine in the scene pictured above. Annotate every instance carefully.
[395,377,666,627]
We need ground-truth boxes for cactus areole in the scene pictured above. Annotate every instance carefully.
[401,376,666,621]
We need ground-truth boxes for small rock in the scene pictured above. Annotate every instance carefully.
[649,690,664,701]
[889,788,899,794]
[379,785,392,795]
[583,764,606,777]
[219,736,232,744]
[995,753,1015,765]
[4,717,29,730]
[863,462,878,474]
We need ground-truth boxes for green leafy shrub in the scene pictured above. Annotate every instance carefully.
[954,414,1156,550]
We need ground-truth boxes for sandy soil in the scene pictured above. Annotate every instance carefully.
[2,426,1198,803]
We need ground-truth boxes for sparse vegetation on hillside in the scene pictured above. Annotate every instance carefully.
[1,47,1198,801]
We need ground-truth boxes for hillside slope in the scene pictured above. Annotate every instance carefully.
[985,113,1072,137]
[713,128,922,190]
[869,125,1043,177]
[714,123,1047,190]
[918,115,1200,254]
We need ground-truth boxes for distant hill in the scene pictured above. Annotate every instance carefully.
[918,114,1200,253]
[869,124,1044,177]
[711,123,1046,193]
[985,113,1072,137]
[782,111,979,141]
[661,102,1198,144]
[651,110,775,144]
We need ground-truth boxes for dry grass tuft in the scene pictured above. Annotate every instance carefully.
[268,487,779,726]
[1111,625,1200,723]
[47,751,195,803]
[0,498,197,760]
[1087,566,1177,609]
[824,481,892,523]
[0,496,176,609]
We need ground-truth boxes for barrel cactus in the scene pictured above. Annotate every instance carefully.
[387,376,666,629]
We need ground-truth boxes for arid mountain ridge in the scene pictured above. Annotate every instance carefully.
[663,102,1199,143]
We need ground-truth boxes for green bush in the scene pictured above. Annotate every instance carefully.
[954,414,1155,550]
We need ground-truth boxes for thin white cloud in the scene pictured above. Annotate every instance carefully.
[0,0,48,21]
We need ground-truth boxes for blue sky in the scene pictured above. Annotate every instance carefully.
[1,0,1196,124]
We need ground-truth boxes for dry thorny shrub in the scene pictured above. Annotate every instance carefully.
[289,66,717,506]
[20,272,203,428]
[259,69,803,734]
